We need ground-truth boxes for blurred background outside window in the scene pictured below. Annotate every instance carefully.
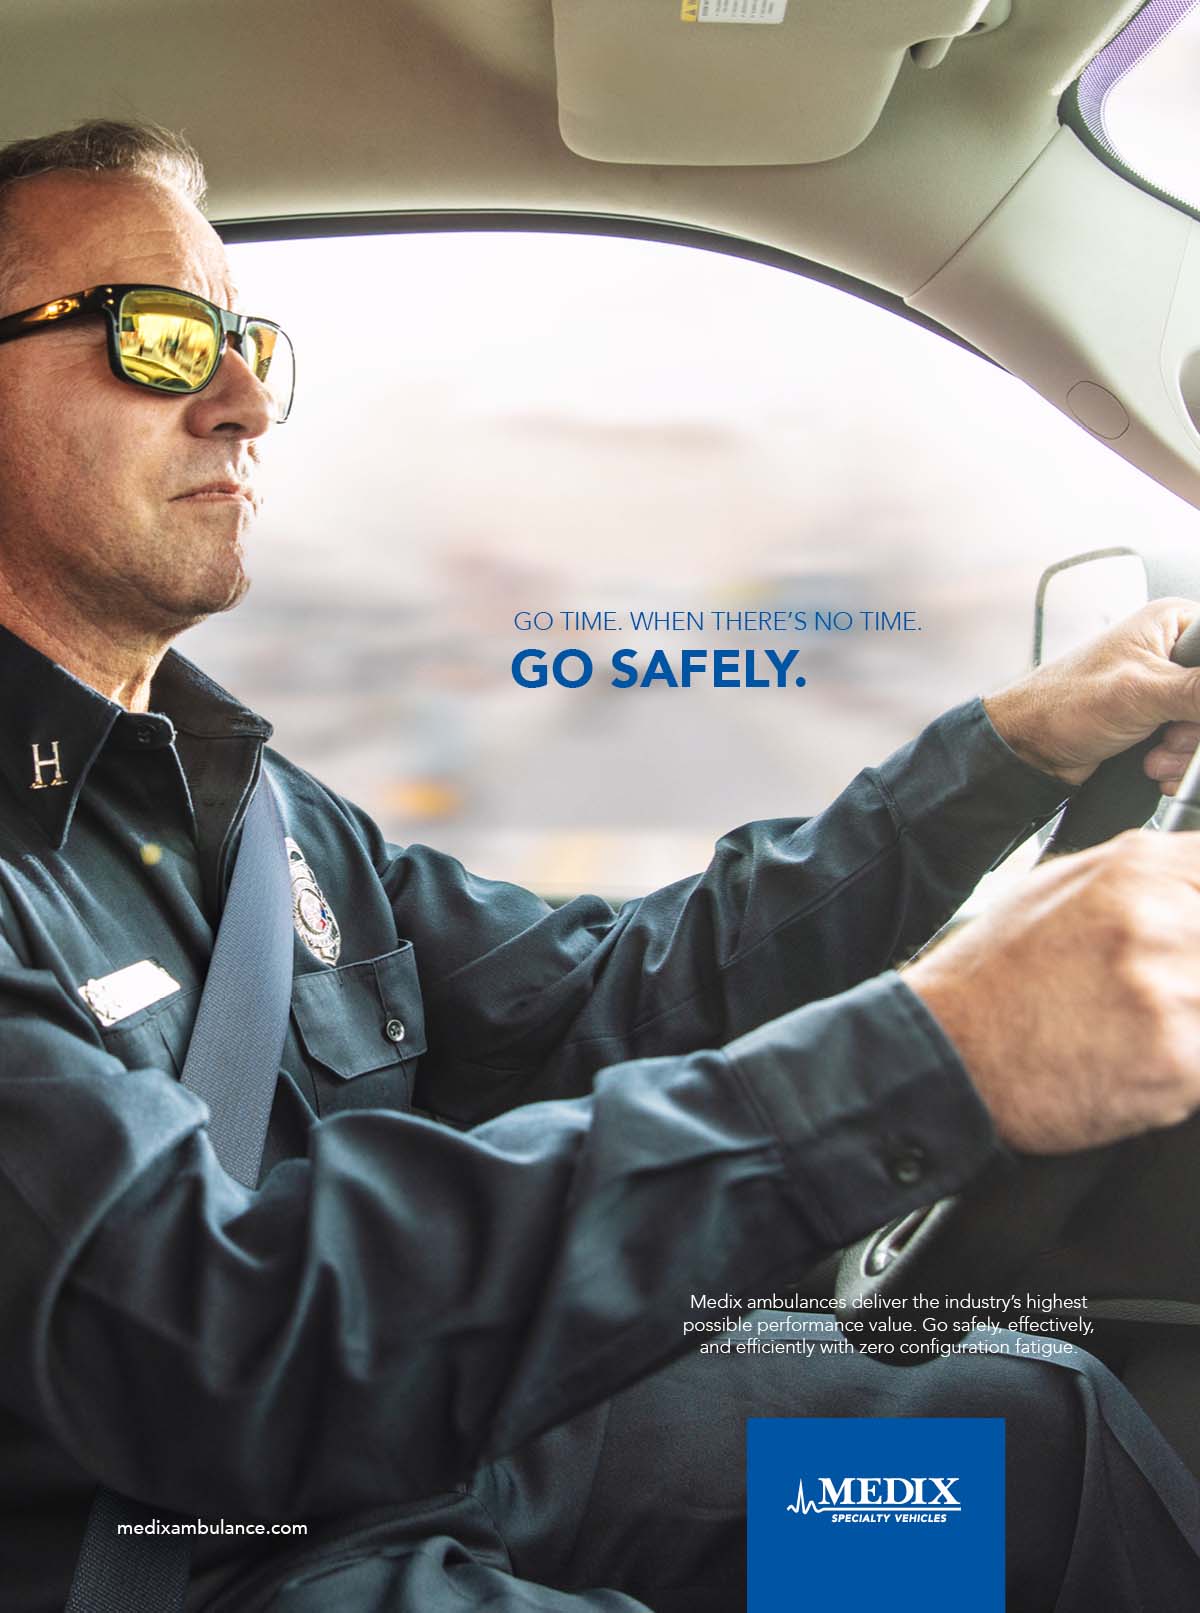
[196,128,1198,902]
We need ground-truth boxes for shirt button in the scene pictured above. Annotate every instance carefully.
[384,1018,406,1044]
[887,1145,928,1187]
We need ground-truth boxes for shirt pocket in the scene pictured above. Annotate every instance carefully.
[290,943,427,1118]
[98,984,201,1079]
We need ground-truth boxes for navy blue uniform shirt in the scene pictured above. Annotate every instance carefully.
[0,624,1071,1609]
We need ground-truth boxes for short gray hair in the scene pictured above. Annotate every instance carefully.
[0,119,206,302]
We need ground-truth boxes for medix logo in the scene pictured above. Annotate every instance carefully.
[787,1476,961,1513]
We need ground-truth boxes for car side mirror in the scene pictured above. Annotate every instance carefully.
[1033,547,1149,667]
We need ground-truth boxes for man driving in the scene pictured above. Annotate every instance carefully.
[3,119,1200,1613]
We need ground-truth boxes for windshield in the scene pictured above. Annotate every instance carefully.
[1078,0,1200,212]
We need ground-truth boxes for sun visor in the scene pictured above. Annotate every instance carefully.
[551,0,994,165]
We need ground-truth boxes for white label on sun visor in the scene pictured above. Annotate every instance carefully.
[681,0,787,22]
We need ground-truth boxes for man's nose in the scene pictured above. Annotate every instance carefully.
[184,340,276,439]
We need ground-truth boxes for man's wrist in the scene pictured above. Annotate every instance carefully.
[982,685,1092,788]
[873,698,1073,893]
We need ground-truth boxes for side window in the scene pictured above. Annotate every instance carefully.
[192,230,1199,900]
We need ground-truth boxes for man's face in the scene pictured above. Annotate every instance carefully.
[0,171,274,637]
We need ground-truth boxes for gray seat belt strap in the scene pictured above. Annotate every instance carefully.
[179,771,295,1187]
[64,769,296,1613]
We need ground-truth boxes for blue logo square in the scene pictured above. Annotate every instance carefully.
[747,1417,1004,1611]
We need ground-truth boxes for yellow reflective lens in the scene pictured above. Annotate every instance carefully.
[117,290,219,392]
[244,320,294,420]
[244,322,275,382]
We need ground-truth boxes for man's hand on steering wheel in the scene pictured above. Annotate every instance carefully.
[1145,722,1200,797]
[906,831,1200,1154]
[984,597,1200,789]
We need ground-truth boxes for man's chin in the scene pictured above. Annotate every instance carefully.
[180,569,251,625]
[211,568,251,615]
[163,506,254,617]
[146,564,251,634]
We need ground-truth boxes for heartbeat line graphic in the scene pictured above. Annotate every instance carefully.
[786,1482,962,1514]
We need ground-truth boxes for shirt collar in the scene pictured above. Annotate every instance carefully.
[0,623,272,849]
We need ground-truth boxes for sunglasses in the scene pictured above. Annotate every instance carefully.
[0,284,295,422]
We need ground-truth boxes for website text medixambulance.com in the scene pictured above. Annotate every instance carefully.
[115,1518,308,1538]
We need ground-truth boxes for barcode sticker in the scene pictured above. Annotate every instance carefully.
[681,0,788,23]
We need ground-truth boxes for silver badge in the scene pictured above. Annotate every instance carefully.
[285,837,341,965]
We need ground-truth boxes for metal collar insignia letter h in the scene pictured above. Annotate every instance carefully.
[30,740,67,789]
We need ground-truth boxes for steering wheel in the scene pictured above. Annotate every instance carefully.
[835,617,1200,1374]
